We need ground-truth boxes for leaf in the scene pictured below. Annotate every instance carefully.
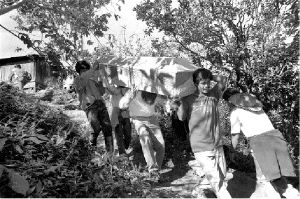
[25,137,45,144]
[44,164,62,175]
[35,180,43,194]
[35,134,49,141]
[0,138,7,152]
[87,40,94,45]
[14,145,23,154]
[0,164,5,178]
[8,170,29,195]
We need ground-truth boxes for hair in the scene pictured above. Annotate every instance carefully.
[15,64,21,69]
[192,68,213,86]
[141,91,157,105]
[75,60,91,74]
[222,88,240,101]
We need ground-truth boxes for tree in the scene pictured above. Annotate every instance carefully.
[135,0,298,86]
[0,0,27,16]
[0,0,125,69]
[135,0,299,163]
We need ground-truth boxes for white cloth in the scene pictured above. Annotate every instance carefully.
[120,91,165,118]
[230,108,274,137]
[194,146,231,199]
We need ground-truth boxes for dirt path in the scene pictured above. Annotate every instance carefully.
[50,103,287,198]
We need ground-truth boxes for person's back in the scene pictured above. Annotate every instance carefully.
[74,69,105,110]
[73,60,113,151]
[230,108,274,138]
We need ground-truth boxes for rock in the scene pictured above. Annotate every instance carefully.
[35,88,54,101]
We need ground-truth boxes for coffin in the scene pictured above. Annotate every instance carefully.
[97,56,198,98]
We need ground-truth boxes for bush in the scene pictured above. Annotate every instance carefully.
[0,82,150,198]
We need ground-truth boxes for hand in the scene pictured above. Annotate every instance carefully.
[168,97,181,111]
[129,84,138,97]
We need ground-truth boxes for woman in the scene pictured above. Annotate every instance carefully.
[223,89,299,199]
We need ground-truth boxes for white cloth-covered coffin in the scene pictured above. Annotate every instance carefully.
[98,56,198,98]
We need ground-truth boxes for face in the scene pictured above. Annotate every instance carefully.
[197,78,211,94]
[79,68,88,74]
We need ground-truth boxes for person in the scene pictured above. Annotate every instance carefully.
[119,88,166,180]
[8,64,31,90]
[106,85,132,155]
[73,60,114,153]
[170,68,232,199]
[223,89,300,199]
[171,111,189,141]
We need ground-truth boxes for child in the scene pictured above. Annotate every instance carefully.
[223,89,299,199]
[119,88,166,180]
[170,68,231,199]
[73,60,114,153]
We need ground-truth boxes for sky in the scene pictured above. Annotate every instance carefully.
[0,0,159,59]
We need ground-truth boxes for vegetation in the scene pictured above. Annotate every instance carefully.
[0,0,298,197]
[135,0,299,166]
[0,82,152,197]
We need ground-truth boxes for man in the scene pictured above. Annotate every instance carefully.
[73,60,114,153]
[119,88,166,181]
[223,89,299,199]
[106,85,132,155]
[8,64,31,90]
[170,68,231,199]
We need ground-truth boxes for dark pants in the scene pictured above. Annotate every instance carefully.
[171,111,189,141]
[85,100,112,147]
[115,112,132,154]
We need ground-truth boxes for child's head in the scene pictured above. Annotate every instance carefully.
[75,60,91,74]
[141,91,157,105]
[192,68,213,94]
[15,64,21,69]
[223,88,240,101]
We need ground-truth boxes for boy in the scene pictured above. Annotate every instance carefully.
[119,88,166,180]
[170,68,231,199]
[73,60,114,153]
[223,89,299,199]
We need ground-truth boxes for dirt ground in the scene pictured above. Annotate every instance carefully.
[57,101,298,198]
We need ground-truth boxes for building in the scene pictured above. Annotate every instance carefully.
[0,54,52,92]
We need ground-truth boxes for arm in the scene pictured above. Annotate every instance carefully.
[97,63,110,87]
[230,109,241,149]
[105,85,120,95]
[177,101,188,121]
[119,89,137,109]
[212,74,228,92]
[231,134,240,149]
[74,82,83,108]
[169,97,188,121]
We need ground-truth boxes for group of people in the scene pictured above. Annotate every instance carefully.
[73,60,299,199]
[8,64,32,90]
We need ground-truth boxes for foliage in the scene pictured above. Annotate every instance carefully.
[0,0,125,68]
[135,0,299,166]
[0,82,151,197]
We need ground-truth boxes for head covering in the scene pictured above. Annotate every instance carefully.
[229,93,263,112]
